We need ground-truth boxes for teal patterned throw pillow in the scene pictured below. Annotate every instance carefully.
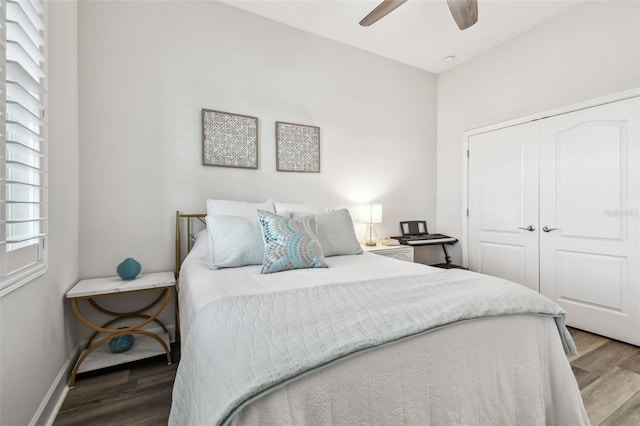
[257,209,328,274]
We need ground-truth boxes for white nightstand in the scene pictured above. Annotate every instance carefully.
[66,272,176,387]
[362,244,414,262]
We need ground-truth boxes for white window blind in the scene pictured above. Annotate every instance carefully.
[0,0,47,296]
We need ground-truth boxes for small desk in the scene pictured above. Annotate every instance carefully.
[391,235,465,269]
[66,272,175,387]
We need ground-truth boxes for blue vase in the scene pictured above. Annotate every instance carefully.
[117,258,141,280]
[109,333,135,353]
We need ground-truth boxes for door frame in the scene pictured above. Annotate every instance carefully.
[461,87,640,268]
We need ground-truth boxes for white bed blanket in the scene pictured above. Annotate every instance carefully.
[173,244,589,426]
[171,270,582,425]
[232,316,589,426]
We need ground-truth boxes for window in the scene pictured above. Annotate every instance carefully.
[0,0,47,296]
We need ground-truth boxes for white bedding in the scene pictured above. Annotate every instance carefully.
[174,234,589,425]
[178,236,436,341]
[230,315,587,426]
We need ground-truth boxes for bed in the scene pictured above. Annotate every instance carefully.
[169,200,589,426]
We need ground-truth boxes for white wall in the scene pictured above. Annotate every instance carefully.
[77,0,439,279]
[0,1,80,425]
[437,0,640,263]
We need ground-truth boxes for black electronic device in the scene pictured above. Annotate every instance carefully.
[398,221,450,241]
[391,221,465,270]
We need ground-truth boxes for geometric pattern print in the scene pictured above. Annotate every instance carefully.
[202,109,258,169]
[257,209,327,274]
[276,121,320,172]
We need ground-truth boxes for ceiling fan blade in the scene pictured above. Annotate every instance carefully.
[359,0,408,27]
[446,0,478,30]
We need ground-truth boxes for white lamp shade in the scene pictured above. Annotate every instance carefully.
[359,203,382,224]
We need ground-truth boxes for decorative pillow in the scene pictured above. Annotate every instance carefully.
[273,201,328,215]
[205,215,264,269]
[206,199,275,218]
[314,209,363,257]
[257,210,328,274]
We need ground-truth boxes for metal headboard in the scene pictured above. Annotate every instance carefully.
[175,211,206,279]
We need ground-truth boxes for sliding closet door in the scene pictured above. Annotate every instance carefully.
[468,122,540,291]
[539,97,639,345]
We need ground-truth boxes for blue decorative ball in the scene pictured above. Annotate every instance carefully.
[109,333,135,353]
[117,258,141,280]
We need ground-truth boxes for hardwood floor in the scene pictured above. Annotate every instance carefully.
[569,328,640,426]
[53,358,177,426]
[54,328,640,425]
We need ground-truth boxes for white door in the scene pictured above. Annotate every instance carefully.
[539,97,640,345]
[468,122,540,292]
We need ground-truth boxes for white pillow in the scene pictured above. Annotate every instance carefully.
[273,201,328,215]
[189,229,210,259]
[206,199,275,218]
[205,215,264,269]
[204,199,274,269]
[314,209,363,257]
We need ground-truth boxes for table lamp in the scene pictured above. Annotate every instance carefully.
[359,203,382,246]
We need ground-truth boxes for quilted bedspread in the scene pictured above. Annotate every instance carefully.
[168,269,576,426]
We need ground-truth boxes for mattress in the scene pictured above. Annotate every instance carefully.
[172,233,589,425]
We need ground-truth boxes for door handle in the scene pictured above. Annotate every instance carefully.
[518,225,536,232]
[542,226,558,233]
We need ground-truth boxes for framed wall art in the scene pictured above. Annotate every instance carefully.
[275,121,320,173]
[202,109,258,169]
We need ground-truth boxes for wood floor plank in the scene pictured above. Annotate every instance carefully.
[55,384,173,425]
[69,368,131,393]
[55,386,144,425]
[601,389,640,426]
[620,352,640,375]
[58,378,138,411]
[581,367,640,425]
[572,340,638,374]
[129,359,178,381]
[568,328,609,362]
[136,369,177,391]
[572,365,600,390]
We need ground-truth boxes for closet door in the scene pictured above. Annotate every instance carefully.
[468,122,540,291]
[539,97,639,345]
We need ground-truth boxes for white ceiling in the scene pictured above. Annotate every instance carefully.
[220,0,587,74]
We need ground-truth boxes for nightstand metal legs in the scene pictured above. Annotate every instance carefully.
[68,287,173,387]
[84,290,170,347]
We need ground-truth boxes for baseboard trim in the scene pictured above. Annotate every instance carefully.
[31,347,80,426]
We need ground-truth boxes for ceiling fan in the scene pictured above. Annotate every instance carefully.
[360,0,478,30]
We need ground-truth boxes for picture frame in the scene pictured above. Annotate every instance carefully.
[275,121,320,173]
[202,109,258,169]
